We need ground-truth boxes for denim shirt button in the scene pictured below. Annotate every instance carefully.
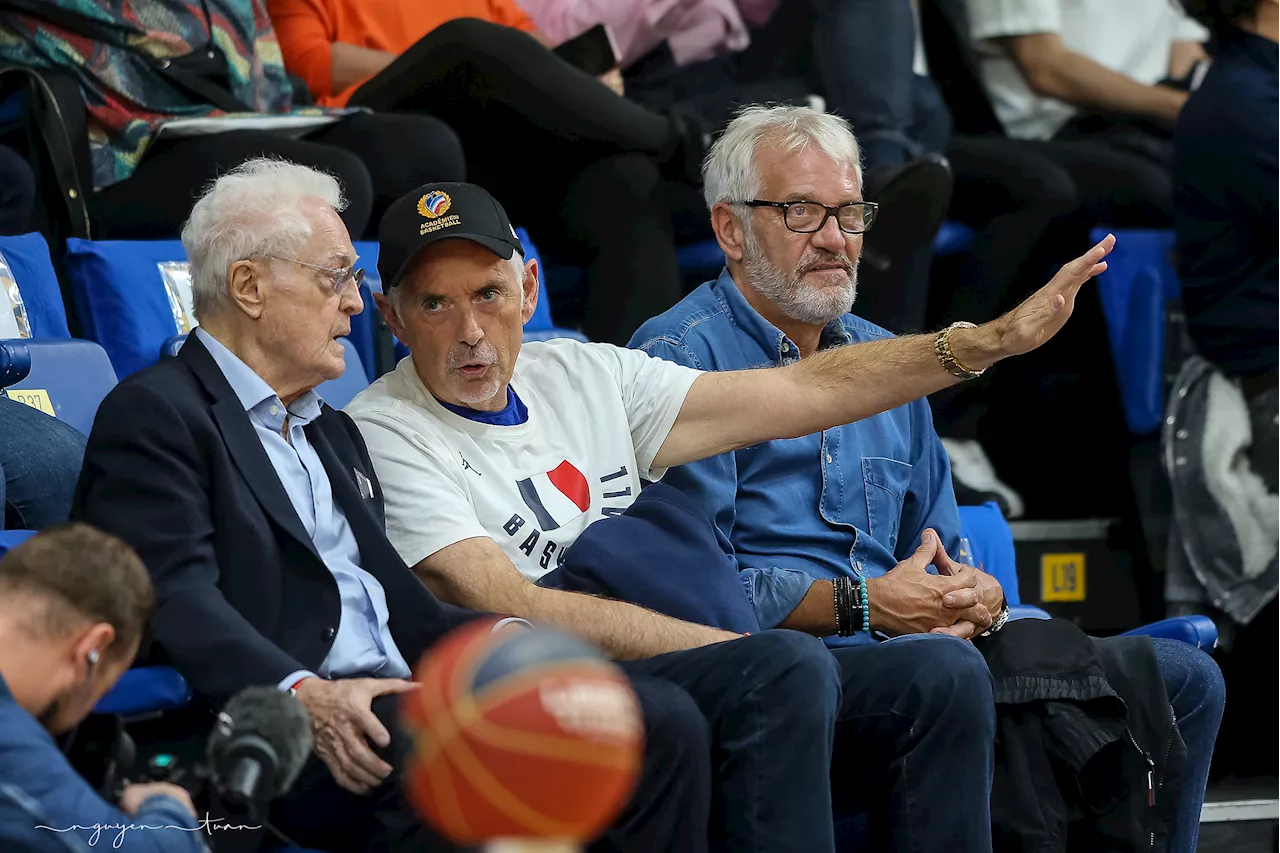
[825,453,833,464]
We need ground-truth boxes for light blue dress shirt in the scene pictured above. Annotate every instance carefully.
[629,271,963,647]
[194,328,412,687]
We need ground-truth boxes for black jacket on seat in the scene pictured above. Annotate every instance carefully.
[976,618,1185,853]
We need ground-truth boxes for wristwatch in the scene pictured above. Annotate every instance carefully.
[980,603,1011,637]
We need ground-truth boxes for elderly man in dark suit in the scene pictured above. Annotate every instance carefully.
[70,158,766,853]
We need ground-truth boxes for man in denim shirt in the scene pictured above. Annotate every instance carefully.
[632,104,1224,853]
[0,525,207,853]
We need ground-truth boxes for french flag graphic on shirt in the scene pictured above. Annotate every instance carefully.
[517,461,591,531]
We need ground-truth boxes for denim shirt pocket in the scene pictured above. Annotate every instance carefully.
[861,457,913,552]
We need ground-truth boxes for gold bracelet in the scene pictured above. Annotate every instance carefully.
[934,321,986,380]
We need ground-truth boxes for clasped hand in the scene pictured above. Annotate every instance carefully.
[866,529,1005,641]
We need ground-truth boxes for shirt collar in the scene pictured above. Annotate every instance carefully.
[194,328,323,422]
[711,268,853,361]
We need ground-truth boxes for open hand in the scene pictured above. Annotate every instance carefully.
[994,233,1115,357]
[294,677,420,794]
[865,529,993,637]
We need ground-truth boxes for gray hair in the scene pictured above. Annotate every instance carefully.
[701,105,863,211]
[180,158,347,322]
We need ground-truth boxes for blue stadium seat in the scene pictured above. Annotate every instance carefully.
[517,227,587,342]
[1120,615,1218,650]
[932,221,976,257]
[0,233,72,339]
[160,333,369,409]
[1089,228,1181,435]
[959,502,1050,621]
[63,238,380,382]
[0,338,117,436]
[0,529,36,558]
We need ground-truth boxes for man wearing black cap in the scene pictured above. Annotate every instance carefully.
[72,160,743,853]
[347,180,1115,852]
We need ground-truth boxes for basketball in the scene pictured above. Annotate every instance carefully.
[402,620,644,845]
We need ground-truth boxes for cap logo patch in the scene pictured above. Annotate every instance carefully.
[417,191,452,219]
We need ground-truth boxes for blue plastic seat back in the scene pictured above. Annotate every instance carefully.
[517,227,587,341]
[0,529,37,558]
[317,337,370,409]
[63,238,195,379]
[933,221,976,257]
[0,338,117,436]
[958,502,1021,604]
[0,233,72,339]
[1119,615,1218,650]
[1089,228,1180,435]
[958,502,1053,621]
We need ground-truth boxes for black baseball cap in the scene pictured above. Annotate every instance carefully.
[377,182,524,290]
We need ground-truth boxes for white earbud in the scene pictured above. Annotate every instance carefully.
[86,649,100,667]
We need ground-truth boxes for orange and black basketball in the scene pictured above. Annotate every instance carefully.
[402,620,644,844]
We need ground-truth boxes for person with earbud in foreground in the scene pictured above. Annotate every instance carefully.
[0,524,208,853]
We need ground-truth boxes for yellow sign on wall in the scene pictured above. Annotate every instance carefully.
[5,388,55,417]
[1041,553,1087,602]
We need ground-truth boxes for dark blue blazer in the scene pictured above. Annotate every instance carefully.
[71,335,480,702]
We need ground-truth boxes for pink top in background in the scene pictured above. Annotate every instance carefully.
[518,0,780,67]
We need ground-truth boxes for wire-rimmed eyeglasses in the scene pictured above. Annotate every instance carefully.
[258,254,365,293]
[736,200,878,235]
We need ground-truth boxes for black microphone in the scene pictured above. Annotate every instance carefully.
[207,687,313,808]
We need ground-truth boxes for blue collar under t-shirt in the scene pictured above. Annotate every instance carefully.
[437,386,529,425]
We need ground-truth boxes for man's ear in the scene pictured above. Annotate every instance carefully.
[373,291,407,341]
[520,257,540,326]
[73,623,116,680]
[711,202,747,262]
[227,259,266,320]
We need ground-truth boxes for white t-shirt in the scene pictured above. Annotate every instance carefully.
[967,0,1208,140]
[345,339,702,582]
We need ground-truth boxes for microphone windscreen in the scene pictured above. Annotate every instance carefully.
[208,686,313,797]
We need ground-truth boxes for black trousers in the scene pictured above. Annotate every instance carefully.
[89,111,466,241]
[350,17,691,344]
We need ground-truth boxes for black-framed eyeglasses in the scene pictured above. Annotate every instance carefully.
[259,254,365,294]
[736,200,878,235]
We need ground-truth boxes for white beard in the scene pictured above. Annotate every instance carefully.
[741,230,858,327]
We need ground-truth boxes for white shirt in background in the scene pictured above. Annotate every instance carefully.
[966,0,1208,140]
[345,339,701,583]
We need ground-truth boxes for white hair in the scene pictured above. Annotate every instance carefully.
[180,158,347,322]
[702,105,863,211]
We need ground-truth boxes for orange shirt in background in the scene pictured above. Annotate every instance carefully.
[268,0,539,106]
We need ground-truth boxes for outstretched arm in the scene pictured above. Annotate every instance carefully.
[653,235,1114,470]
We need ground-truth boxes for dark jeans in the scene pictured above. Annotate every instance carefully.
[89,111,467,240]
[1149,637,1226,853]
[620,631,843,853]
[830,634,996,852]
[351,17,691,343]
[268,632,840,853]
[0,396,86,530]
[269,680,710,853]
